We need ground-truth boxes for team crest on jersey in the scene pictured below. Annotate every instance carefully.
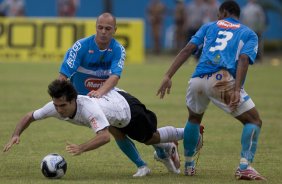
[90,117,99,129]
[217,20,240,29]
[85,78,106,91]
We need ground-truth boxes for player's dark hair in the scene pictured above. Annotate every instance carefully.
[219,0,240,18]
[48,79,77,102]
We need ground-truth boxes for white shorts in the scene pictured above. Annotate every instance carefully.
[186,69,255,117]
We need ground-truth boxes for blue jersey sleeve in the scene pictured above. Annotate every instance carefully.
[59,41,85,78]
[240,31,258,65]
[190,22,213,46]
[110,44,126,77]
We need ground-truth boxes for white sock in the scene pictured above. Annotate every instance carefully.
[157,126,184,143]
[153,142,172,151]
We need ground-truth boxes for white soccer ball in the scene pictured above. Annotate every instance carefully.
[40,153,67,179]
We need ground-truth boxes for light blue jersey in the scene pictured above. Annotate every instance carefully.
[190,18,258,78]
[60,35,126,95]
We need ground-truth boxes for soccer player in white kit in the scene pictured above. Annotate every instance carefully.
[3,80,203,177]
[157,0,266,180]
[3,79,111,156]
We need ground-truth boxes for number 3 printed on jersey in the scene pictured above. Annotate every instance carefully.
[209,31,233,52]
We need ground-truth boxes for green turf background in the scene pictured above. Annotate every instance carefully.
[0,54,281,183]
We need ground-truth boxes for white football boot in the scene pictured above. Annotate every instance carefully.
[154,142,181,174]
[133,165,151,177]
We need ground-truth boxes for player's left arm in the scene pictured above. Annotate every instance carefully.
[229,31,258,111]
[66,99,111,155]
[66,128,111,156]
[229,54,249,111]
[87,45,125,98]
[88,75,120,98]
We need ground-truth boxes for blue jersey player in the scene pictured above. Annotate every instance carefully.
[157,1,266,180]
[59,13,125,97]
[58,13,175,177]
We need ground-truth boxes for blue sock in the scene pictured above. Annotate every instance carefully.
[116,137,146,168]
[240,123,261,170]
[184,121,200,159]
[153,145,167,159]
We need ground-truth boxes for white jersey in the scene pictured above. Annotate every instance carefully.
[95,89,131,128]
[33,90,131,133]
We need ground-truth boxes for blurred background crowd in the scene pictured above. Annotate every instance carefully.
[0,0,281,62]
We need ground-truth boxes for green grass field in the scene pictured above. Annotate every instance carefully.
[0,54,281,184]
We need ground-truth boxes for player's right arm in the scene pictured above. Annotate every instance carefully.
[3,112,35,152]
[157,43,197,99]
[59,40,84,80]
[157,23,209,99]
[3,102,57,152]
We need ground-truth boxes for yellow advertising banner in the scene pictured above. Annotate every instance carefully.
[0,17,144,63]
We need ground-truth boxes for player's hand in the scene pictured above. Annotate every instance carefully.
[229,90,240,112]
[87,90,102,98]
[66,142,83,156]
[157,75,172,99]
[3,136,20,152]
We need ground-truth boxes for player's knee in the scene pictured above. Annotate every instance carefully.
[250,115,263,128]
[188,108,203,123]
[237,108,263,127]
[108,126,125,139]
[144,133,160,145]
[188,114,202,124]
[256,118,263,127]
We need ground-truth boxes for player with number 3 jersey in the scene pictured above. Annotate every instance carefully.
[157,0,266,180]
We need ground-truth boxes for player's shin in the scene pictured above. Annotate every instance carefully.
[240,123,261,169]
[184,121,200,167]
[116,137,147,168]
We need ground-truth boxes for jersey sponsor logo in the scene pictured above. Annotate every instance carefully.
[90,117,99,129]
[217,20,240,29]
[85,78,106,91]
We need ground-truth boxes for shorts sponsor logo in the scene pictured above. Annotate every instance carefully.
[217,20,240,29]
[85,78,106,91]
